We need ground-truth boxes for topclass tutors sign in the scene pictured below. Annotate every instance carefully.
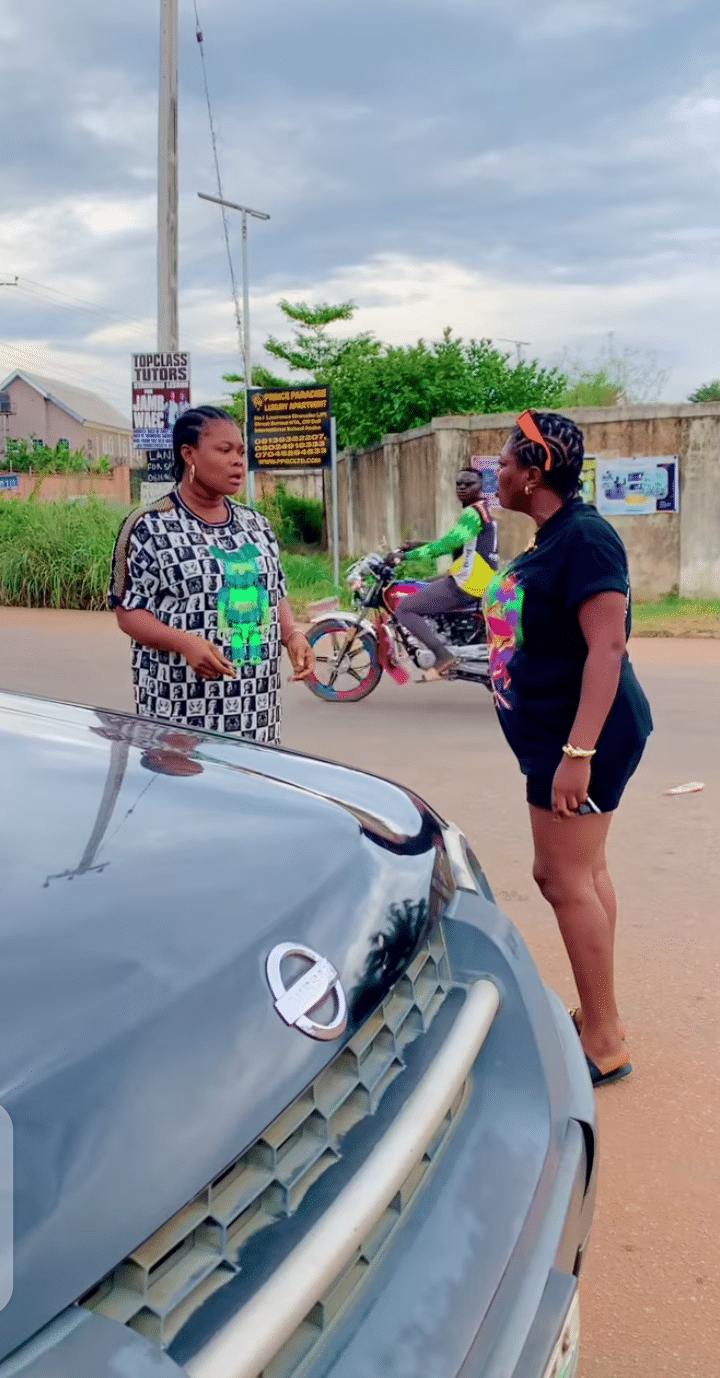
[132,352,191,451]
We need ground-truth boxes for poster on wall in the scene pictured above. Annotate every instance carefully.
[581,458,596,505]
[473,453,599,507]
[132,352,192,450]
[596,456,679,516]
[470,456,500,511]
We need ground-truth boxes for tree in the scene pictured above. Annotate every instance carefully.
[264,299,379,377]
[223,302,567,450]
[327,330,566,449]
[222,300,379,416]
[688,381,720,403]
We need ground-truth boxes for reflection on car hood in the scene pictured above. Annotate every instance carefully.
[0,694,452,1361]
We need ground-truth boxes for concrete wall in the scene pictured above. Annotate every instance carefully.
[254,470,324,504]
[332,404,720,600]
[679,416,720,597]
[3,468,132,504]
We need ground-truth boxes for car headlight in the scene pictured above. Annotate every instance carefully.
[442,823,495,901]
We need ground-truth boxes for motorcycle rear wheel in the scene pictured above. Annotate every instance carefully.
[304,618,383,702]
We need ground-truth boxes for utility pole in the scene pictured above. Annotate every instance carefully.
[158,0,179,352]
[198,193,270,505]
[496,338,530,365]
[0,282,17,464]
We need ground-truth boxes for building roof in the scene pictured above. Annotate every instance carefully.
[0,370,131,431]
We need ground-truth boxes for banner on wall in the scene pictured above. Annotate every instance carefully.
[470,456,500,511]
[596,456,679,516]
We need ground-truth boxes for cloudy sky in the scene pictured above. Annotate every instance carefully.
[1,0,719,419]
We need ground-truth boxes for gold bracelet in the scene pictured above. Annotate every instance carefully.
[562,743,596,759]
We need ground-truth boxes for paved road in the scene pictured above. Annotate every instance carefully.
[1,608,719,1377]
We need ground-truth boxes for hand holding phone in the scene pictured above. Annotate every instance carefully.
[575,797,601,815]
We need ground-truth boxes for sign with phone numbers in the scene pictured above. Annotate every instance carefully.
[247,386,332,471]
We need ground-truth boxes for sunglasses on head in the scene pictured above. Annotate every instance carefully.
[516,410,554,471]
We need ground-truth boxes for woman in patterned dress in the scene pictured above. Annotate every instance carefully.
[111,406,314,745]
[483,411,652,1088]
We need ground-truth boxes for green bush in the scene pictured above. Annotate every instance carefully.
[3,438,112,478]
[256,483,324,546]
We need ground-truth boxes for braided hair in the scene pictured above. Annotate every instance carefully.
[172,405,235,482]
[510,412,585,500]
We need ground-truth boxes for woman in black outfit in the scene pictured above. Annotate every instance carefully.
[484,411,653,1088]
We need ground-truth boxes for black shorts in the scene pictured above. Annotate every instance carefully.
[525,741,647,814]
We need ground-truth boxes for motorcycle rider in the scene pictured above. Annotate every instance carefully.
[396,467,499,681]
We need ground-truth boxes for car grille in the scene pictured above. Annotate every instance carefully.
[80,927,461,1360]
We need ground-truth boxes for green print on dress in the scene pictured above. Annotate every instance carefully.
[483,571,525,710]
[212,543,270,667]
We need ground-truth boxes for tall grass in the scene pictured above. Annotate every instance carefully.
[281,551,355,617]
[0,496,342,616]
[0,497,128,609]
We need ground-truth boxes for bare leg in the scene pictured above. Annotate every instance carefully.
[529,805,627,1072]
[593,850,617,943]
[394,576,473,669]
[574,852,625,1036]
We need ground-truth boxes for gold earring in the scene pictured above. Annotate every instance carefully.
[525,484,532,496]
[189,464,196,484]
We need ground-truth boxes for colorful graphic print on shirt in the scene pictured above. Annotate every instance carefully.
[212,543,271,667]
[483,571,524,710]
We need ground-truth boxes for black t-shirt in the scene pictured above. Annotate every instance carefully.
[483,499,653,773]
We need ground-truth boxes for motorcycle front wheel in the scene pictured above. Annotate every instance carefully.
[304,618,383,702]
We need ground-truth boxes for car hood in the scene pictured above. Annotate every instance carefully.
[0,694,453,1360]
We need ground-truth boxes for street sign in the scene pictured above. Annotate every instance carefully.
[132,351,191,451]
[247,385,331,471]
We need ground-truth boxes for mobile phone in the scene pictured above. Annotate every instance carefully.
[576,797,601,815]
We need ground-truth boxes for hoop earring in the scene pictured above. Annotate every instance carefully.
[524,485,532,496]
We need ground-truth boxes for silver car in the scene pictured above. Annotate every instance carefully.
[0,693,596,1378]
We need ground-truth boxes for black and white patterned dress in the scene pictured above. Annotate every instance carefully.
[110,490,287,743]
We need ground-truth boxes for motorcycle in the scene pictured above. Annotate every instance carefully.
[304,550,492,703]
